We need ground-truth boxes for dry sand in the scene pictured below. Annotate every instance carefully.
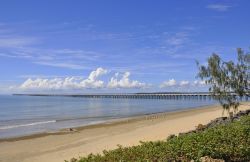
[0,103,249,162]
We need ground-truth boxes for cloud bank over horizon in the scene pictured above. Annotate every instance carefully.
[17,68,149,91]
[12,68,208,92]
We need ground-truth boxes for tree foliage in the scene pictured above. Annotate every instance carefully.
[197,48,250,113]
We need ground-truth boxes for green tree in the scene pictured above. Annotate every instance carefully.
[197,48,250,113]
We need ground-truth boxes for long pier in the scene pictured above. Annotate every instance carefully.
[72,93,213,100]
[13,92,249,100]
[14,92,215,100]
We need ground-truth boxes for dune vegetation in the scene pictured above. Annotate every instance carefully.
[66,114,250,162]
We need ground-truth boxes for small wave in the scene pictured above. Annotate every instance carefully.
[0,120,56,130]
[56,115,116,122]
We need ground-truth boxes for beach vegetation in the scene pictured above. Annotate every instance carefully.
[66,115,250,162]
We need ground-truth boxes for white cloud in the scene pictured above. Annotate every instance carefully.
[160,80,207,89]
[19,67,108,90]
[0,25,102,70]
[80,67,108,88]
[107,72,147,89]
[193,80,206,86]
[160,79,177,88]
[0,47,102,70]
[179,80,190,86]
[18,68,148,91]
[34,61,87,70]
[0,36,37,48]
[166,32,189,46]
[207,4,231,12]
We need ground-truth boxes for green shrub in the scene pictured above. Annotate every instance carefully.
[68,115,250,162]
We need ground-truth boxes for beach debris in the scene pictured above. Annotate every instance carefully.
[68,128,77,132]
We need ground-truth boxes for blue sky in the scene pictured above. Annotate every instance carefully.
[0,0,249,93]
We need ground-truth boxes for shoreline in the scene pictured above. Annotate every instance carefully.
[0,103,219,142]
[0,102,249,162]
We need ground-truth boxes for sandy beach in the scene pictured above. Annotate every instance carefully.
[0,103,249,162]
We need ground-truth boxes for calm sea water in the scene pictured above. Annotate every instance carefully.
[0,95,216,139]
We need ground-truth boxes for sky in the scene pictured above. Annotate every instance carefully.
[0,0,249,94]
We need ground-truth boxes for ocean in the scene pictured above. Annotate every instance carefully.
[0,95,216,139]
